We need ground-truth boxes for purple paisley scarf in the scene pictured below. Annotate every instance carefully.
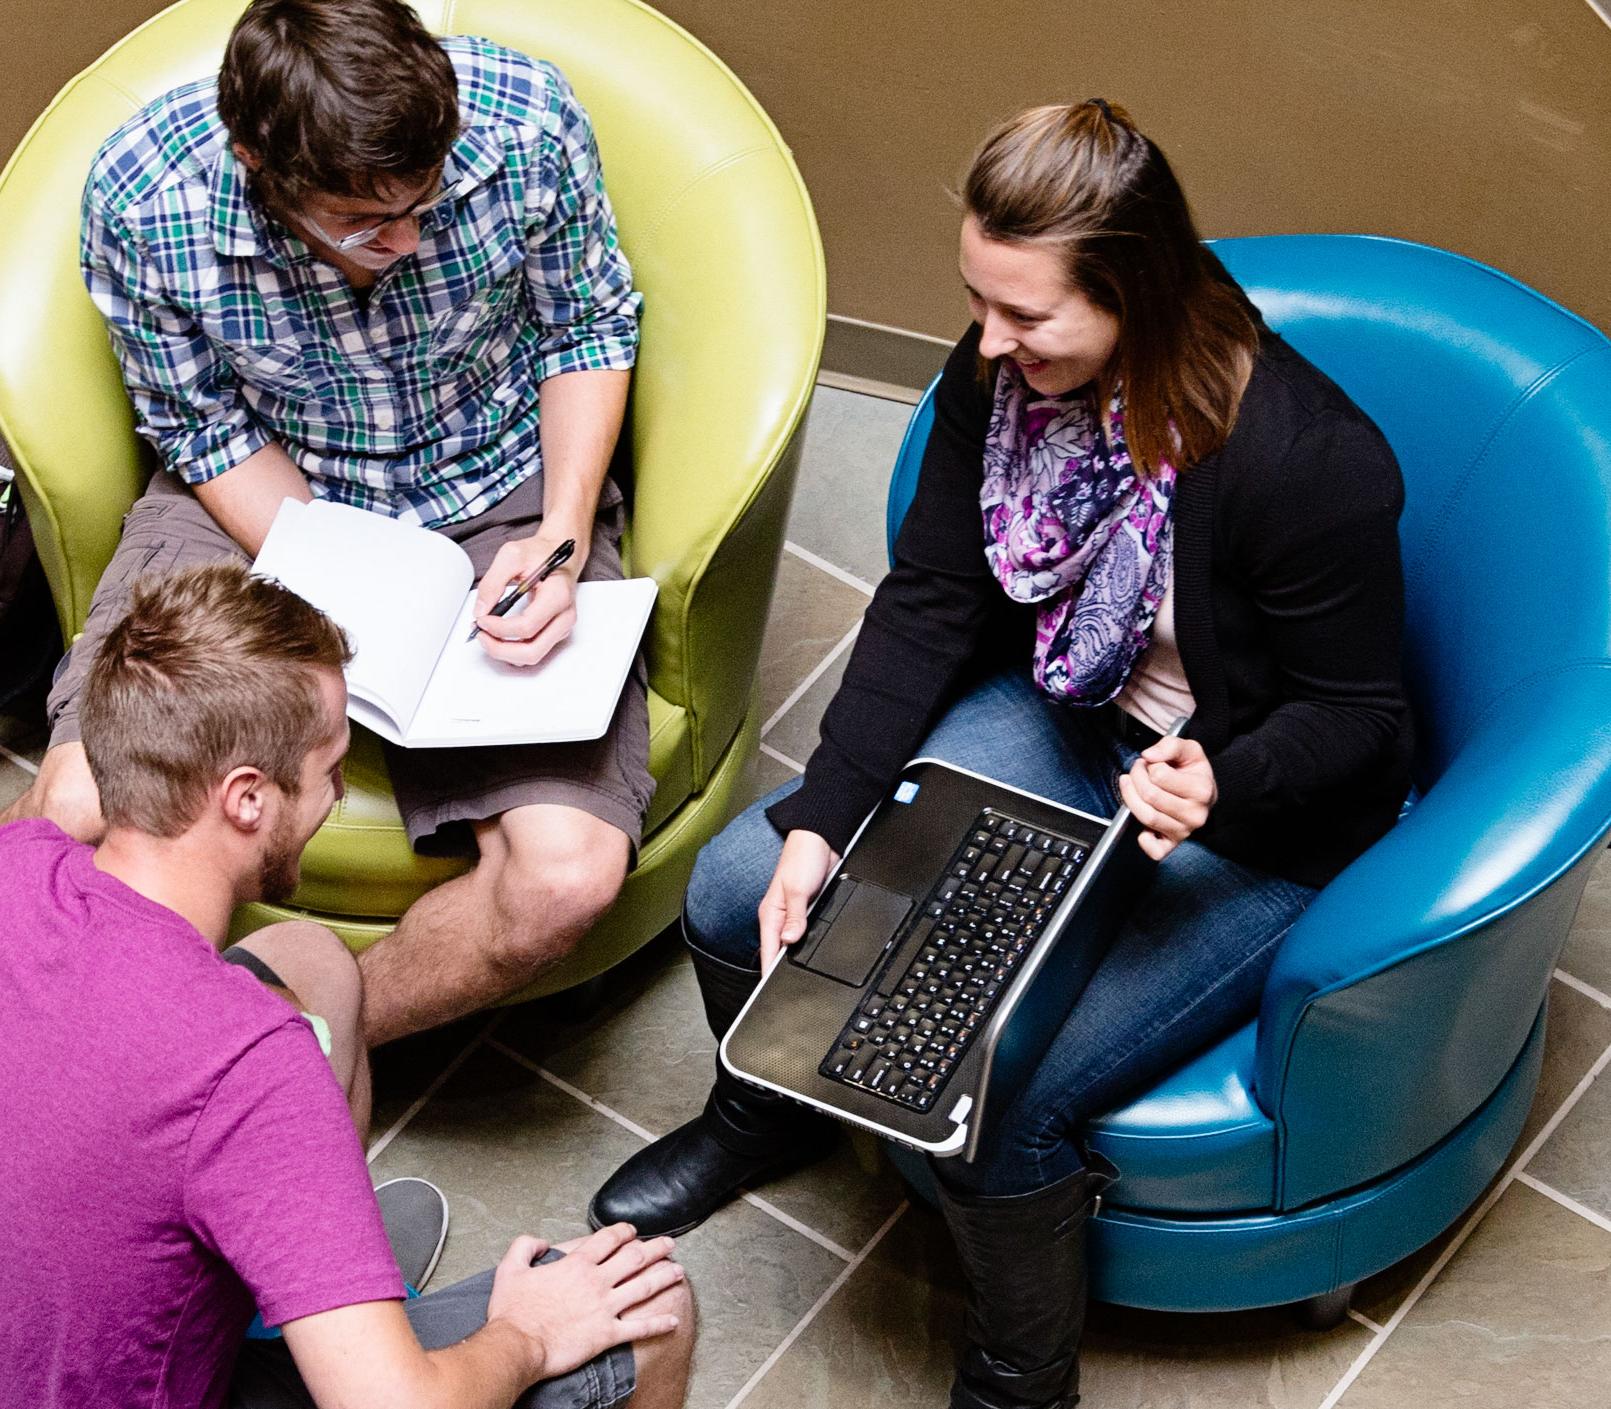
[980,362,1176,705]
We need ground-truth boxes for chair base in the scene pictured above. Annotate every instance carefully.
[227,701,763,1006]
[884,1003,1545,1315]
[1292,1284,1356,1331]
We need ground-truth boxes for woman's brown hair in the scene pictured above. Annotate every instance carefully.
[963,99,1257,478]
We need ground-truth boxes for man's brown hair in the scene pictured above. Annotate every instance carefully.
[79,562,352,838]
[963,99,1260,480]
[217,0,460,206]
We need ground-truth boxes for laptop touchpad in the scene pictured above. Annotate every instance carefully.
[795,879,914,987]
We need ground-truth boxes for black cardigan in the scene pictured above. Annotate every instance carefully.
[769,318,1416,890]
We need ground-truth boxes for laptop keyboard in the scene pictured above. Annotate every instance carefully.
[817,809,1090,1114]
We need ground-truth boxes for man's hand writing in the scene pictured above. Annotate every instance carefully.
[474,531,583,667]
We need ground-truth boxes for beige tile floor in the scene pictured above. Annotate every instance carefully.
[5,384,1611,1407]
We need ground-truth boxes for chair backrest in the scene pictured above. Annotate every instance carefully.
[1213,236,1611,783]
[0,0,825,781]
[889,236,1611,787]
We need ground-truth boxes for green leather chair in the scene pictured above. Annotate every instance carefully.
[0,0,825,996]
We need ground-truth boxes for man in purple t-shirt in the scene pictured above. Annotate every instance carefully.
[0,562,694,1409]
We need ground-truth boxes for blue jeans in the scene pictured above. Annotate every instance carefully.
[686,668,1316,1197]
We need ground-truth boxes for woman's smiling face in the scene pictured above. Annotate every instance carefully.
[960,214,1120,397]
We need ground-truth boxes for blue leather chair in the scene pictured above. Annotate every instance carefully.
[884,235,1611,1317]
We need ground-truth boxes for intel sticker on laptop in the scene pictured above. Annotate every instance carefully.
[895,781,920,804]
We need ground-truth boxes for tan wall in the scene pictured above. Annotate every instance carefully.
[650,0,1611,339]
[2,0,172,160]
[7,0,1610,339]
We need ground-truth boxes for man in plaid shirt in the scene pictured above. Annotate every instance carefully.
[9,0,657,1046]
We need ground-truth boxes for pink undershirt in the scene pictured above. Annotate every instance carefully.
[1116,576,1196,735]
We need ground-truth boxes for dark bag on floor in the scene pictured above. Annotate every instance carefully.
[0,465,62,714]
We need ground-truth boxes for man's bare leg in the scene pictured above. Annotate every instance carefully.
[0,742,104,840]
[359,802,630,1047]
[232,921,372,1139]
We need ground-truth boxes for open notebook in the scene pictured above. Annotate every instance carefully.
[252,499,656,748]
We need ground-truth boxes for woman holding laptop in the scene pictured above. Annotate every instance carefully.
[594,100,1413,1407]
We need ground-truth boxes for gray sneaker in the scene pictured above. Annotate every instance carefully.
[374,1177,449,1292]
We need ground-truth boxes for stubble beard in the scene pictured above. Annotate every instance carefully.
[258,806,305,905]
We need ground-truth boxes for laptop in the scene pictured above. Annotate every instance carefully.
[720,724,1182,1161]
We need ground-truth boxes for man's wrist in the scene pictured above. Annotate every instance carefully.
[483,1313,547,1387]
[535,512,592,565]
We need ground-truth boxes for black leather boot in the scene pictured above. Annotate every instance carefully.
[934,1155,1118,1409]
[588,921,836,1236]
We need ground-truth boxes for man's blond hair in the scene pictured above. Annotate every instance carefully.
[80,561,351,837]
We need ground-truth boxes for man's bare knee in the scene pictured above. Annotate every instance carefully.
[20,744,104,841]
[630,1277,697,1399]
[236,921,360,1019]
[231,922,369,1135]
[485,814,629,971]
[496,848,624,929]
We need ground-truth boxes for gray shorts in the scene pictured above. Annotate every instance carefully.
[228,1258,635,1409]
[47,472,653,855]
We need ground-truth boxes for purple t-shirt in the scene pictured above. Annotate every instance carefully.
[0,821,404,1409]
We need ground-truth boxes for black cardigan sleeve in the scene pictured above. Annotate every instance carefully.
[1206,406,1410,826]
[767,328,998,850]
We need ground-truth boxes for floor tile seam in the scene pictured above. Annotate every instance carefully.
[735,1190,856,1262]
[1346,1307,1386,1336]
[757,742,806,774]
[1513,1170,1611,1238]
[0,740,39,775]
[1505,1030,1611,1175]
[1316,1031,1611,1409]
[366,1012,503,1166]
[1315,1182,1503,1409]
[485,1037,863,1265]
[721,1199,910,1409]
[1553,966,1611,1010]
[485,1037,658,1142]
[782,540,877,598]
[761,621,860,738]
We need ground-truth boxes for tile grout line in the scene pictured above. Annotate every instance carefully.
[488,1038,657,1141]
[1346,1307,1385,1336]
[736,1190,855,1263]
[1315,1031,1611,1409]
[722,1200,909,1409]
[758,742,806,774]
[1514,1170,1611,1238]
[487,1038,859,1264]
[761,622,860,738]
[1553,966,1611,1010]
[366,1012,503,1166]
[783,540,877,598]
[0,740,39,775]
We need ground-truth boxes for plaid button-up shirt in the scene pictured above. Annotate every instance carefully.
[81,38,640,528]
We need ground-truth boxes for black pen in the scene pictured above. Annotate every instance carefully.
[465,538,576,642]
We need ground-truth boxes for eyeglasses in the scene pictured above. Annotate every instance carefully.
[301,176,465,252]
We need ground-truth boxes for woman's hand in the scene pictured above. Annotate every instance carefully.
[758,830,840,973]
[1117,735,1218,861]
